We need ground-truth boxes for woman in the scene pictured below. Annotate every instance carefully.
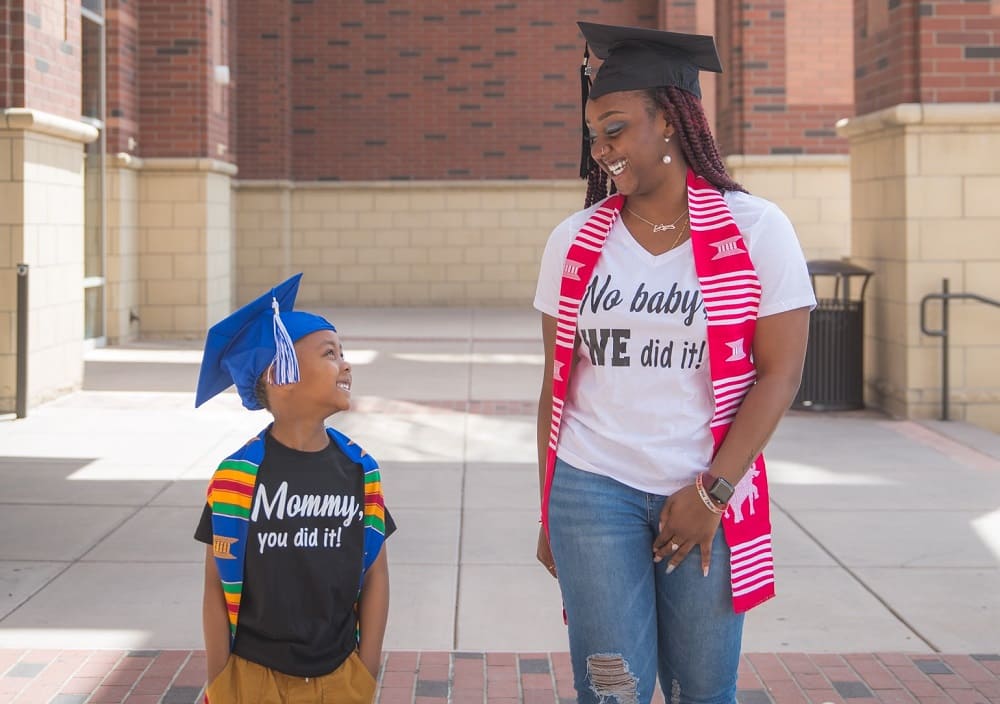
[533,22,816,704]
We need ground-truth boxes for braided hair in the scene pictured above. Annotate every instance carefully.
[585,159,614,208]
[582,86,746,208]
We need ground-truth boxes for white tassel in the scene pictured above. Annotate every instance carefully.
[271,297,300,385]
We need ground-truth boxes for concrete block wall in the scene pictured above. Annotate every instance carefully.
[726,155,851,261]
[234,181,587,307]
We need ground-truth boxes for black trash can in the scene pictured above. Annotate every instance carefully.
[792,260,873,411]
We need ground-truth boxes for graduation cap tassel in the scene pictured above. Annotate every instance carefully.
[271,297,300,386]
[579,45,592,180]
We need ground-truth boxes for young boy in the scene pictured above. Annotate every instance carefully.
[193,273,394,703]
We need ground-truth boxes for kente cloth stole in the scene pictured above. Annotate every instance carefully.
[542,169,775,613]
[207,425,387,644]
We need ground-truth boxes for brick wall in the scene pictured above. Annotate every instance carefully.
[234,0,659,181]
[918,0,1000,103]
[0,4,10,107]
[715,0,742,155]
[716,0,852,156]
[233,0,292,180]
[659,0,697,31]
[853,0,920,114]
[206,0,230,159]
[855,0,1000,115]
[234,181,585,307]
[136,0,231,159]
[106,0,138,154]
[2,0,82,117]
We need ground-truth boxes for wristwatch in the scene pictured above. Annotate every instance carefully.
[703,474,735,506]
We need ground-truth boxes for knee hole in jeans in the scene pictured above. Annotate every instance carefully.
[670,678,681,704]
[586,654,639,704]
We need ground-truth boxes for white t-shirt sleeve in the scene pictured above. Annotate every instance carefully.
[748,201,817,318]
[533,211,587,317]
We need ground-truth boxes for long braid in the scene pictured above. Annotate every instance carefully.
[584,156,617,209]
[652,86,747,194]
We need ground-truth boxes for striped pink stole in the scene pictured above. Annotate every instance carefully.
[542,169,775,613]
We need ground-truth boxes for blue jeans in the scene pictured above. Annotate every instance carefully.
[548,458,744,704]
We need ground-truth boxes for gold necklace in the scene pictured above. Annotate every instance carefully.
[667,218,689,250]
[624,205,688,233]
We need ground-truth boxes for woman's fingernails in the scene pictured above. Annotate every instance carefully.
[653,555,661,563]
[666,564,676,574]
[703,566,710,577]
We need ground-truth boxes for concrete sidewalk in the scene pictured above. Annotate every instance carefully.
[0,307,998,703]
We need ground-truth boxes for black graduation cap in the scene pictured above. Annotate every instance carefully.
[576,22,723,180]
[578,21,723,100]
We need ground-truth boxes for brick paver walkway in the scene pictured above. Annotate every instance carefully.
[1,650,998,704]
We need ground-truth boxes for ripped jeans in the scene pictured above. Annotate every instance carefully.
[548,458,744,704]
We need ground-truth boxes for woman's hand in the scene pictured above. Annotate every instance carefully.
[536,525,558,579]
[652,484,722,576]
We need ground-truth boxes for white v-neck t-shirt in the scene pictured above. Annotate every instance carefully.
[533,190,816,495]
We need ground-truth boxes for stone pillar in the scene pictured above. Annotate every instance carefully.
[715,0,853,257]
[0,0,94,411]
[839,1,1000,429]
[137,159,235,338]
[0,111,98,410]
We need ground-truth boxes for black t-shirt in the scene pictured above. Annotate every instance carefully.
[195,432,395,678]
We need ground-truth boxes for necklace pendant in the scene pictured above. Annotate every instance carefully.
[653,223,675,233]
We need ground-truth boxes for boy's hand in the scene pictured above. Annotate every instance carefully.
[359,652,379,678]
[357,548,389,681]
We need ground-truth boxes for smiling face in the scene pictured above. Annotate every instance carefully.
[300,329,351,413]
[267,328,352,417]
[586,89,680,197]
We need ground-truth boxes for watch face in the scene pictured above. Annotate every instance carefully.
[708,477,735,504]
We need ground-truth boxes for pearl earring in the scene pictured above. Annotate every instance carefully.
[662,136,672,165]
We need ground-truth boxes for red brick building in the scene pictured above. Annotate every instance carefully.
[4,0,1000,427]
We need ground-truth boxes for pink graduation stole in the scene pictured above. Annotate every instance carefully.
[542,170,775,613]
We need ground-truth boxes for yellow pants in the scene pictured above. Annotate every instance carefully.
[205,651,377,704]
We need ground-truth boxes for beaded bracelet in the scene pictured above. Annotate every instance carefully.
[695,473,726,515]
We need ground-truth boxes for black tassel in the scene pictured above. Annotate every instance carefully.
[579,45,592,180]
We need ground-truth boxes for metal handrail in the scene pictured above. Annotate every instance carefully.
[920,278,1000,421]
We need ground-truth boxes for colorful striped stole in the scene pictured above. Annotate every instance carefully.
[542,169,775,613]
[207,425,387,644]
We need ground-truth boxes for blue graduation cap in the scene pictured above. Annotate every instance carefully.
[195,273,336,410]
